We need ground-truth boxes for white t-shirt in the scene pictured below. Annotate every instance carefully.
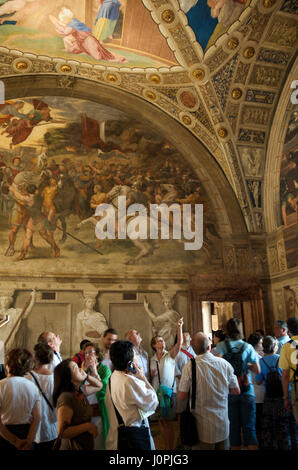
[150,351,177,392]
[25,372,57,443]
[0,376,40,425]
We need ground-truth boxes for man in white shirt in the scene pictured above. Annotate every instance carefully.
[125,329,149,379]
[105,340,158,450]
[37,331,62,372]
[178,332,240,450]
[101,328,118,371]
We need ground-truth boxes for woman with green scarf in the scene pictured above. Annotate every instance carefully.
[82,342,111,449]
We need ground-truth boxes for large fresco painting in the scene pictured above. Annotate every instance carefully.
[0,96,222,276]
[280,109,298,269]
[0,0,177,67]
[179,0,252,51]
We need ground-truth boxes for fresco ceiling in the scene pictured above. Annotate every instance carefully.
[0,0,297,239]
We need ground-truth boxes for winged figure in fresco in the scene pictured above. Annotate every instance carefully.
[0,101,27,126]
[2,99,64,148]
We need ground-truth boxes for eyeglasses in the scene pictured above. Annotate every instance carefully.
[85,350,96,355]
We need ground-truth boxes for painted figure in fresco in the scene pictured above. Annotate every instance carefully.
[4,159,29,257]
[93,0,121,42]
[49,7,127,63]
[143,293,182,350]
[8,183,60,261]
[76,296,108,345]
[0,289,36,350]
[280,150,298,226]
[41,178,57,224]
[178,0,248,50]
[207,0,246,26]
[0,101,26,127]
[2,100,57,148]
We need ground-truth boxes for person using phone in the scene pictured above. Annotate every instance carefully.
[105,340,158,450]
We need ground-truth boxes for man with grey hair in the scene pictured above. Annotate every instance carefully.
[125,329,149,379]
[273,320,290,354]
[178,332,240,450]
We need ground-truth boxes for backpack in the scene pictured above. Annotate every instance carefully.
[261,357,283,398]
[223,340,250,393]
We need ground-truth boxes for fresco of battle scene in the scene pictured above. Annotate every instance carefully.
[0,97,222,276]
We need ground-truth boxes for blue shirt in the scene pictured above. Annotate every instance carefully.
[255,354,282,392]
[277,335,290,354]
[216,340,259,396]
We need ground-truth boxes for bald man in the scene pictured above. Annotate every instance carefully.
[178,332,240,450]
[125,329,149,379]
[37,331,62,372]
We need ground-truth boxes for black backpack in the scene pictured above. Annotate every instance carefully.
[223,340,250,393]
[262,357,283,398]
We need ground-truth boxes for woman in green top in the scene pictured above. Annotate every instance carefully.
[82,342,111,449]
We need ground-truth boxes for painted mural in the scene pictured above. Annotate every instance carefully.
[0,0,177,67]
[280,109,298,269]
[0,96,222,276]
[280,110,298,227]
[179,0,252,51]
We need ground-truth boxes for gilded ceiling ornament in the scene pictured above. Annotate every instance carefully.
[243,47,255,59]
[145,91,156,100]
[218,127,228,139]
[227,38,239,50]
[192,69,205,81]
[60,65,72,73]
[149,74,161,84]
[232,88,242,100]
[15,61,28,71]
[182,115,192,125]
[161,9,175,23]
[107,74,118,83]
[263,0,274,7]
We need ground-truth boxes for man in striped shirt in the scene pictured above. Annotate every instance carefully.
[178,332,240,450]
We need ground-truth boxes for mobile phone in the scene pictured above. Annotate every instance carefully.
[127,361,136,374]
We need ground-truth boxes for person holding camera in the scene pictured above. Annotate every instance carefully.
[105,340,158,450]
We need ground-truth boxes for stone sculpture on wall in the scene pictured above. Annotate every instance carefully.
[76,295,108,345]
[0,289,36,350]
[143,291,182,349]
